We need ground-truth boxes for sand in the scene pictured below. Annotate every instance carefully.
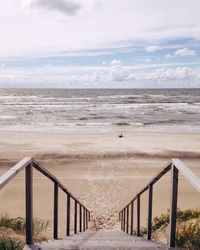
[0,130,200,238]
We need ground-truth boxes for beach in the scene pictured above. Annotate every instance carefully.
[0,130,200,238]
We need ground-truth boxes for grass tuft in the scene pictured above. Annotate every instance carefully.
[0,214,49,250]
[141,209,200,249]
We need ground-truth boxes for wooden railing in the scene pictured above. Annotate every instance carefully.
[119,158,200,248]
[0,157,90,245]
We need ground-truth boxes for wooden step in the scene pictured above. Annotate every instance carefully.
[24,230,173,250]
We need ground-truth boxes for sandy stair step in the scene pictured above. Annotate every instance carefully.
[31,230,173,250]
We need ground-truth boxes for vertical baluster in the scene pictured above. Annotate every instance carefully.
[147,184,153,240]
[74,200,77,234]
[86,210,88,230]
[83,208,86,231]
[126,205,129,233]
[137,195,140,237]
[121,211,122,230]
[169,165,179,247]
[26,162,33,245]
[79,205,82,232]
[66,193,70,236]
[131,201,134,235]
[123,209,126,231]
[53,182,58,239]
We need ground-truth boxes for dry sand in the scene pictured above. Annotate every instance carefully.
[0,130,200,238]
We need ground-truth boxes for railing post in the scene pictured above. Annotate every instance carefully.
[137,195,140,237]
[79,205,82,232]
[130,201,134,235]
[169,165,179,247]
[83,208,86,231]
[121,211,123,230]
[126,205,129,233]
[147,184,153,240]
[86,210,88,230]
[66,193,70,236]
[25,162,33,245]
[53,182,58,239]
[74,200,77,234]
[123,209,126,231]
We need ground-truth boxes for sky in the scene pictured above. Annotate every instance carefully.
[0,0,200,88]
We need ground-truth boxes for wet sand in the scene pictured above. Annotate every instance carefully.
[0,130,200,238]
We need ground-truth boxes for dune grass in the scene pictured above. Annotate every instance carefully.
[137,209,200,249]
[0,214,49,250]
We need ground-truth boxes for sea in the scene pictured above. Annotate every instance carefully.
[0,88,200,132]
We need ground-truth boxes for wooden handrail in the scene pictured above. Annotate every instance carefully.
[0,157,91,245]
[0,157,32,189]
[172,158,200,192]
[119,159,200,248]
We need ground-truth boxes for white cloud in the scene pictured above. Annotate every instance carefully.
[93,60,129,82]
[133,67,200,83]
[0,0,200,58]
[1,62,200,87]
[23,0,81,16]
[174,48,197,57]
[110,59,122,66]
[145,45,161,52]
[165,53,172,58]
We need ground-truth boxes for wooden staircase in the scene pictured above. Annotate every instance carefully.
[1,157,200,250]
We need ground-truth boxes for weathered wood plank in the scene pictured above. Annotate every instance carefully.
[172,158,200,193]
[25,162,33,245]
[130,201,134,235]
[136,195,140,237]
[126,205,129,234]
[66,193,71,236]
[147,184,153,240]
[74,200,78,234]
[53,183,58,239]
[0,157,32,189]
[79,205,82,232]
[169,165,179,247]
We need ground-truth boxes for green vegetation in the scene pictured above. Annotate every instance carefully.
[139,209,200,249]
[176,219,200,249]
[0,214,49,250]
[0,235,23,250]
[114,122,130,126]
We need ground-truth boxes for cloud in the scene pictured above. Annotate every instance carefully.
[93,60,129,82]
[1,62,200,88]
[174,48,197,57]
[24,0,81,16]
[145,45,161,53]
[133,67,200,83]
[110,59,122,66]
[165,53,172,58]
